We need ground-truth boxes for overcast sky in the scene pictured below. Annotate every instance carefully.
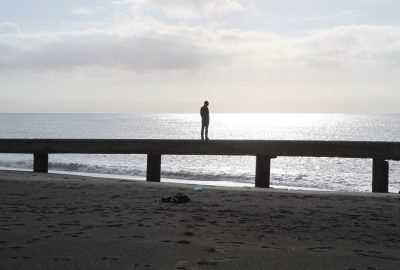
[1,0,400,113]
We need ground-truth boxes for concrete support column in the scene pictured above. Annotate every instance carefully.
[372,159,389,193]
[34,153,48,173]
[147,154,161,182]
[255,155,272,188]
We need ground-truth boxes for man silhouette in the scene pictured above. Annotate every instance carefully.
[200,101,210,140]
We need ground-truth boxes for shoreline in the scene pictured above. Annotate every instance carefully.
[0,166,336,192]
[2,166,392,194]
[1,168,398,196]
[1,171,399,269]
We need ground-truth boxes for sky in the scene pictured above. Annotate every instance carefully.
[0,0,400,113]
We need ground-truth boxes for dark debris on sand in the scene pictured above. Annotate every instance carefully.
[161,193,191,204]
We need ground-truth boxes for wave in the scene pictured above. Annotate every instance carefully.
[161,171,253,182]
[0,160,254,183]
[3,159,392,192]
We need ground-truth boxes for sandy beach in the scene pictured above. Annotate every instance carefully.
[0,170,399,270]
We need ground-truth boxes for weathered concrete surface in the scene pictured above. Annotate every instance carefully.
[255,155,272,188]
[372,159,389,193]
[33,153,48,173]
[1,139,400,159]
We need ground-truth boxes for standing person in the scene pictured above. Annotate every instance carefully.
[200,101,210,140]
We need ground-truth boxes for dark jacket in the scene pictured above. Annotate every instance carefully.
[200,106,209,124]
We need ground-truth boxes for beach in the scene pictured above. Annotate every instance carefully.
[0,171,399,270]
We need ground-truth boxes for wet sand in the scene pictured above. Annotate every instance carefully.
[0,170,399,270]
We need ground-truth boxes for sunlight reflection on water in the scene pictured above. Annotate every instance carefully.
[1,113,400,192]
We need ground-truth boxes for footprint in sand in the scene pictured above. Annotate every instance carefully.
[177,240,191,245]
[307,246,333,253]
[133,263,151,268]
[206,248,217,253]
[54,257,72,261]
[12,256,31,260]
[25,237,41,244]
[102,256,119,261]
[175,260,190,269]
[197,259,218,266]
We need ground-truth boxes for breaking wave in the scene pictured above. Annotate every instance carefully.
[0,160,254,183]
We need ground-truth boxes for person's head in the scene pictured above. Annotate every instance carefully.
[204,101,209,106]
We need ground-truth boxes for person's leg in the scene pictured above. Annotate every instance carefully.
[201,124,205,140]
[205,124,209,140]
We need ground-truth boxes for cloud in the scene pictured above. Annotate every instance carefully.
[0,23,231,72]
[158,0,246,19]
[70,7,95,16]
[289,9,368,23]
[0,21,399,73]
[114,0,245,19]
[0,23,21,34]
[293,25,400,69]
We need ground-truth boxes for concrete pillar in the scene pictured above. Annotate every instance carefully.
[372,159,389,193]
[255,155,271,188]
[34,153,48,173]
[147,154,161,182]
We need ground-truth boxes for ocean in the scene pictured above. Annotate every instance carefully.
[1,113,400,192]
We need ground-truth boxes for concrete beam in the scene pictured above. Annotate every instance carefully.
[0,139,400,159]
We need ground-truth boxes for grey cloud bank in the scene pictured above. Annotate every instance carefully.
[0,29,229,72]
[1,24,399,72]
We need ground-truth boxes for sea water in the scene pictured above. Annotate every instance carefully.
[1,113,400,192]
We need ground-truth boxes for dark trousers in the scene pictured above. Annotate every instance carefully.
[201,121,209,140]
